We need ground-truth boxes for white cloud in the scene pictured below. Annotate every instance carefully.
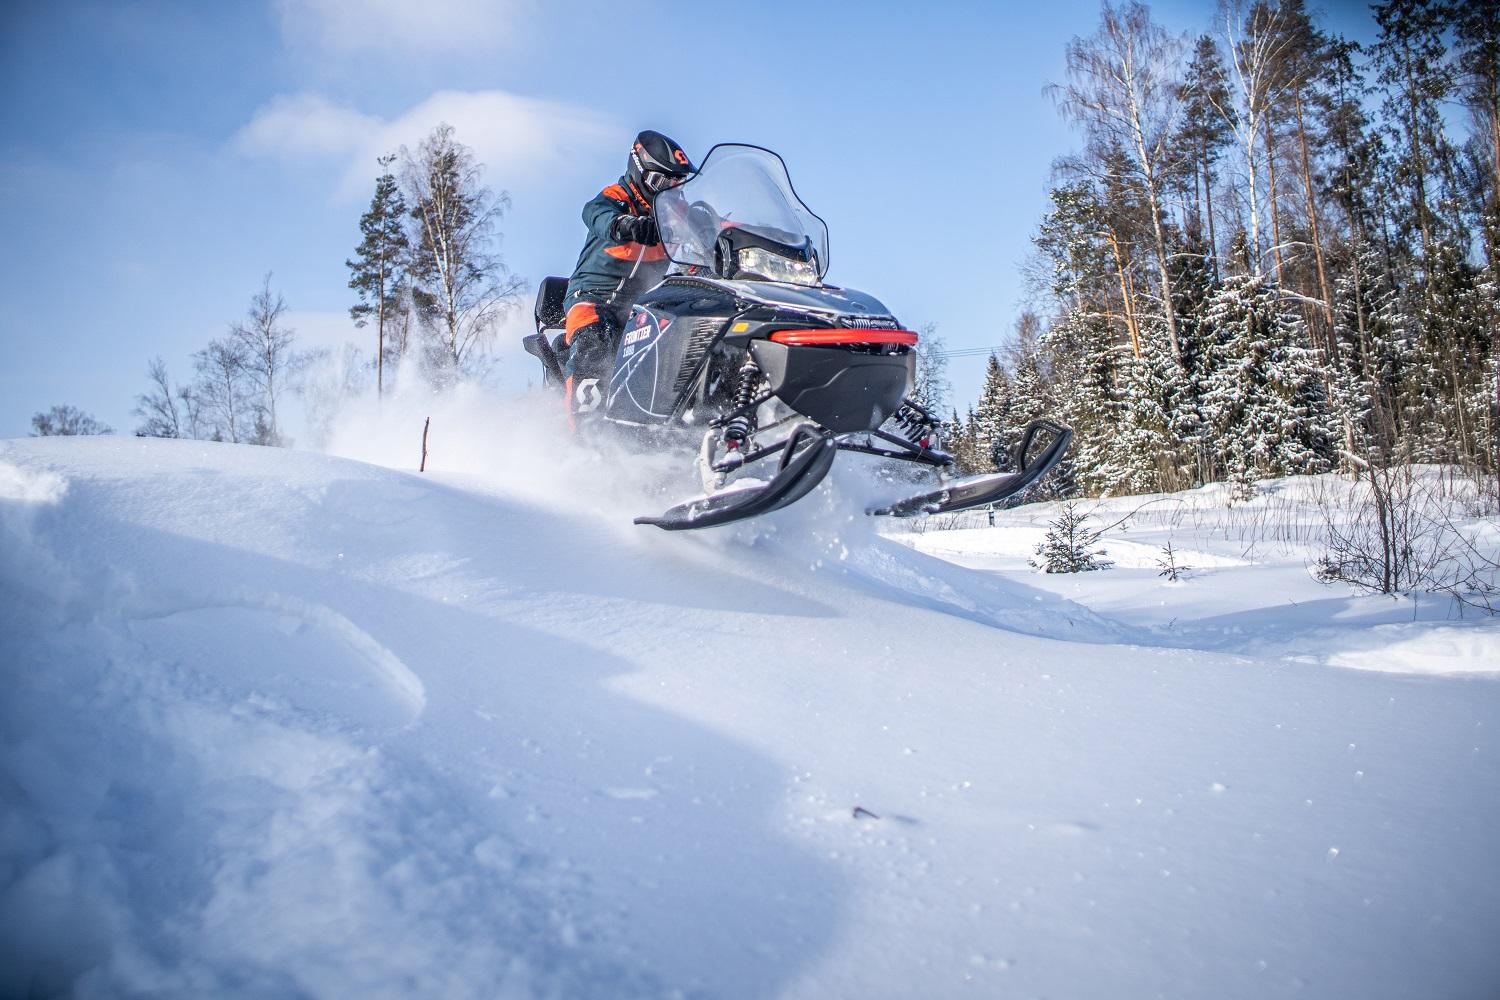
[232,94,382,161]
[234,89,623,199]
[274,0,522,56]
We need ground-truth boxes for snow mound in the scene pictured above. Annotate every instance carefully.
[3,435,1499,999]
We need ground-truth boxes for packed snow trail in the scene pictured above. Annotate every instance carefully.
[2,431,1498,999]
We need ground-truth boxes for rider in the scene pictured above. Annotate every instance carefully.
[559,130,695,406]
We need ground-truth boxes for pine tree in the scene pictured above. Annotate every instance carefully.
[1175,35,1236,270]
[1198,272,1333,487]
[1041,307,1117,496]
[1128,329,1194,493]
[1031,502,1107,572]
[1452,1,1500,265]
[970,354,1013,471]
[1373,0,1465,257]
[349,154,410,397]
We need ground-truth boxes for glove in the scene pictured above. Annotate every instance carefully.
[609,214,659,246]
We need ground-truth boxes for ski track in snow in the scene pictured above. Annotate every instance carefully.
[3,428,1499,1000]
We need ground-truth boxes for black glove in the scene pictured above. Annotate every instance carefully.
[609,214,659,246]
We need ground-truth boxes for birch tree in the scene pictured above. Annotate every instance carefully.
[229,274,302,446]
[401,123,526,381]
[133,356,182,438]
[1051,0,1190,360]
[192,337,251,443]
[1209,0,1304,278]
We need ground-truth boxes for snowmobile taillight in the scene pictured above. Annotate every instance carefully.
[768,329,918,347]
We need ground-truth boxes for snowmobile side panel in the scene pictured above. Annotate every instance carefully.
[605,284,739,424]
[635,423,836,530]
[872,420,1073,517]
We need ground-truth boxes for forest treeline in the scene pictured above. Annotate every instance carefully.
[943,0,1499,499]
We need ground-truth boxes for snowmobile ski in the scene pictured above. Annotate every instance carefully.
[871,419,1073,517]
[635,423,837,531]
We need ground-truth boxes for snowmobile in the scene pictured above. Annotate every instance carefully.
[523,144,1071,531]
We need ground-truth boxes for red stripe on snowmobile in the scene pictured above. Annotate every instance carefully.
[768,329,919,346]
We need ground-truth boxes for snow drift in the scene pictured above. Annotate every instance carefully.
[2,425,1498,999]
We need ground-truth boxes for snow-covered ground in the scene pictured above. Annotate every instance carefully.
[3,399,1499,999]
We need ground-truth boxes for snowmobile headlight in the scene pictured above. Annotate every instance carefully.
[736,247,819,286]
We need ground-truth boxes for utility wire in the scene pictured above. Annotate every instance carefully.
[931,346,1007,359]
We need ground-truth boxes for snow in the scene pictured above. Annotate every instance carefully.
[3,415,1499,999]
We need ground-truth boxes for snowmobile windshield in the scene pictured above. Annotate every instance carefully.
[654,144,830,280]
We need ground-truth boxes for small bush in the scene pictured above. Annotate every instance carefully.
[1032,502,1107,573]
[1157,541,1190,581]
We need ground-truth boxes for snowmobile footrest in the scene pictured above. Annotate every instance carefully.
[872,419,1073,517]
[636,423,837,530]
[523,333,565,386]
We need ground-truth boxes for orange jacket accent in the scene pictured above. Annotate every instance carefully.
[564,301,601,344]
[604,243,669,262]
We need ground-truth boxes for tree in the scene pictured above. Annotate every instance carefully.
[1372,0,1463,261]
[910,322,951,416]
[1198,272,1332,487]
[1208,0,1306,278]
[133,357,182,438]
[229,274,303,446]
[1004,312,1052,464]
[1051,0,1190,359]
[1452,0,1500,263]
[348,154,411,396]
[1031,502,1108,572]
[401,123,526,381]
[192,336,251,443]
[30,405,112,436]
[1175,35,1237,269]
[970,354,1013,470]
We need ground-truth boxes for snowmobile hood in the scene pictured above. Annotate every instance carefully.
[664,275,895,325]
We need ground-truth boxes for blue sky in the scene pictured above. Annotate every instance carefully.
[0,0,1378,438]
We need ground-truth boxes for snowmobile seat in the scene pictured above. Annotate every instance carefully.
[535,276,569,332]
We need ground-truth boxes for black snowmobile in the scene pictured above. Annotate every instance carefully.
[524,144,1071,531]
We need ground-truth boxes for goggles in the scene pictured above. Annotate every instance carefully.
[642,169,688,195]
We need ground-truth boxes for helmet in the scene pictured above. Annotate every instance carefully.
[627,130,694,203]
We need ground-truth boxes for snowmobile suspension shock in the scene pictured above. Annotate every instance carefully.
[891,399,939,450]
[722,358,762,448]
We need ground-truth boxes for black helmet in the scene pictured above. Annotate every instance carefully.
[627,130,694,202]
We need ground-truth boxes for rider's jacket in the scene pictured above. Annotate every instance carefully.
[564,178,669,323]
